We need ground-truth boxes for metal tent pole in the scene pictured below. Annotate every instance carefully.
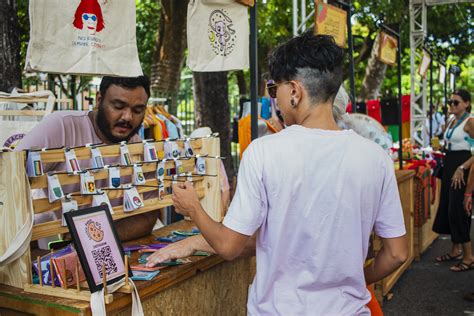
[250,2,259,141]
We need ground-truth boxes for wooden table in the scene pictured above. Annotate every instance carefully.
[0,221,255,315]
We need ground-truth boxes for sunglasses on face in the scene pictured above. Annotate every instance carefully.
[448,99,461,106]
[266,82,289,99]
[83,14,97,22]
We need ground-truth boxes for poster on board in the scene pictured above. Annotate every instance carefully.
[314,2,347,48]
[377,31,397,66]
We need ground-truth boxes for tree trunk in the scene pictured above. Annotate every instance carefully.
[150,0,189,115]
[358,33,387,101]
[193,71,234,180]
[234,70,247,96]
[0,0,21,93]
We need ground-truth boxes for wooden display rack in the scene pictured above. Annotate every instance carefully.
[0,136,223,305]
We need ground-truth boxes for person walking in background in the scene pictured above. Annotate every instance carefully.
[433,89,474,272]
[422,104,446,147]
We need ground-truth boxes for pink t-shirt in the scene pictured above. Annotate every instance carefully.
[15,110,143,225]
[223,125,406,315]
[16,110,141,171]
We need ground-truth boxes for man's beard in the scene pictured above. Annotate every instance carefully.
[96,104,141,143]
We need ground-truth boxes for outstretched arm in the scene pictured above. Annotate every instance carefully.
[146,232,256,267]
[147,182,250,265]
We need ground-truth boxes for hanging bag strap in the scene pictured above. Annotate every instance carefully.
[91,278,144,316]
[0,173,34,266]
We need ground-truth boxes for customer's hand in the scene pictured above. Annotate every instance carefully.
[464,195,472,215]
[146,238,196,267]
[172,181,201,217]
[451,168,465,189]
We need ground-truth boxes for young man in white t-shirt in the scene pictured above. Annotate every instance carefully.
[147,32,408,315]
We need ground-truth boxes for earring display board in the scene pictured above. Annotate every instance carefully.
[0,135,222,304]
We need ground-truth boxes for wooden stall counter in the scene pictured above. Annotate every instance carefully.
[0,221,255,316]
[373,169,415,302]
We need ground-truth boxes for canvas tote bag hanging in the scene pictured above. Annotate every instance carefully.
[26,0,142,77]
[187,0,249,72]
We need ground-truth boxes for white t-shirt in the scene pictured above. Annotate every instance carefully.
[223,125,406,315]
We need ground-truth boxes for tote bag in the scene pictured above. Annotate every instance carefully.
[187,0,249,72]
[0,90,55,149]
[26,0,142,77]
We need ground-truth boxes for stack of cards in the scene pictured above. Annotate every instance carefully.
[47,174,64,203]
[91,147,104,169]
[26,151,43,177]
[156,160,166,200]
[108,167,121,188]
[144,142,158,162]
[61,199,78,226]
[80,171,97,194]
[184,140,194,158]
[92,192,114,214]
[196,156,206,175]
[65,149,81,173]
[123,187,144,212]
[133,165,146,185]
[164,141,180,160]
[120,144,133,166]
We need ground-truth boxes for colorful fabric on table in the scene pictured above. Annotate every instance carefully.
[413,164,431,227]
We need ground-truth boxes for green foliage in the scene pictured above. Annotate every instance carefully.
[136,0,161,76]
[350,0,473,97]
[17,0,30,74]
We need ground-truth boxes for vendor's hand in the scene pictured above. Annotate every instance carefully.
[451,168,465,189]
[146,238,195,267]
[172,181,201,217]
[464,196,473,215]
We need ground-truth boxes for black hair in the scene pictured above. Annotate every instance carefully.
[454,89,471,103]
[268,31,344,104]
[99,75,151,98]
[453,89,471,112]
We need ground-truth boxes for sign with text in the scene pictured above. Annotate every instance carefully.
[418,50,431,78]
[314,2,347,48]
[377,32,397,66]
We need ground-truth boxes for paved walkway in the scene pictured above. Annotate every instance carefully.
[382,229,474,316]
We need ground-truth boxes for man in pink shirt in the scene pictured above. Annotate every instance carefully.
[147,33,408,314]
[16,76,159,242]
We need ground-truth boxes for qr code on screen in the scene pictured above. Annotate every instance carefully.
[91,245,118,278]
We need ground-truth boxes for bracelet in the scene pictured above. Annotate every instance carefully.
[465,193,472,197]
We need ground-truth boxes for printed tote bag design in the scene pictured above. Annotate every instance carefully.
[26,0,142,76]
[187,0,249,72]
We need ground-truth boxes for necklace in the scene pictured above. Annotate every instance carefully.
[445,112,469,150]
